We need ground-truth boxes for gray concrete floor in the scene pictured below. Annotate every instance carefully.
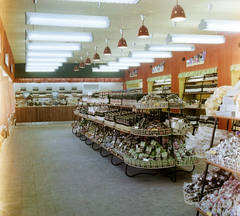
[0,123,205,216]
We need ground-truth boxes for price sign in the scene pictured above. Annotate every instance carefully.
[207,211,212,216]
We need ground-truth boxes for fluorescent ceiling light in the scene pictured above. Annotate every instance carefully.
[198,19,240,32]
[26,31,93,42]
[26,12,110,28]
[99,65,129,70]
[116,57,154,63]
[26,57,67,63]
[145,44,195,52]
[107,62,141,67]
[26,62,63,67]
[58,0,140,4]
[92,67,119,72]
[26,42,81,51]
[26,51,73,58]
[129,51,172,58]
[166,34,225,44]
[26,66,59,70]
[26,69,56,72]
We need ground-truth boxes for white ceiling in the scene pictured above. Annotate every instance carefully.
[1,0,240,64]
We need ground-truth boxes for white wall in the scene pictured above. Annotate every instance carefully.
[14,82,123,93]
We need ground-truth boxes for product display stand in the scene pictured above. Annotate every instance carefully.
[72,101,200,181]
[196,116,232,216]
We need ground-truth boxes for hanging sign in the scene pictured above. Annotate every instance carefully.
[186,50,207,67]
[152,62,165,74]
[130,68,138,77]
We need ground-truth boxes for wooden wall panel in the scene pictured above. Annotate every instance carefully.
[15,106,78,123]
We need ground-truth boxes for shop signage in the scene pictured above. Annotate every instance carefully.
[130,68,138,77]
[152,62,165,74]
[186,50,207,68]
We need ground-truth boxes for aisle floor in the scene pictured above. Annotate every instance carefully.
[0,123,205,216]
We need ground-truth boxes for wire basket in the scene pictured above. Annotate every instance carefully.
[169,102,185,109]
[135,102,168,109]
[130,128,171,136]
[183,187,220,205]
[176,157,201,166]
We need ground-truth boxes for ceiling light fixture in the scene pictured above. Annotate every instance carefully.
[26,31,93,42]
[107,61,141,67]
[93,46,100,61]
[99,65,129,70]
[198,19,240,32]
[79,57,85,68]
[138,15,149,38]
[170,0,186,22]
[92,67,119,72]
[85,52,91,65]
[26,51,73,58]
[26,57,68,63]
[57,0,140,4]
[103,39,111,55]
[26,66,59,70]
[26,69,56,72]
[26,62,63,67]
[118,29,127,49]
[26,12,110,28]
[145,44,195,51]
[129,51,172,58]
[26,42,81,51]
[116,57,154,63]
[166,34,225,44]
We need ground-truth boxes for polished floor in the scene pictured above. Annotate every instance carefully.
[0,123,205,216]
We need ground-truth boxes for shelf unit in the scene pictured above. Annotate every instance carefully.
[196,115,235,216]
[152,79,171,94]
[73,103,200,181]
[182,73,218,120]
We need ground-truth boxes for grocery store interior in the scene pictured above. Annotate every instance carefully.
[1,0,240,215]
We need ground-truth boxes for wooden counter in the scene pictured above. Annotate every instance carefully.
[15,106,78,123]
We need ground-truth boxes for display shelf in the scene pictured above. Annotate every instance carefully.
[195,207,208,216]
[124,161,175,169]
[204,159,240,175]
[130,128,171,137]
[186,78,218,84]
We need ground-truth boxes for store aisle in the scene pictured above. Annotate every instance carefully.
[0,123,203,216]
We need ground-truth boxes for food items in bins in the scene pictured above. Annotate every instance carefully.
[166,94,185,108]
[136,93,167,108]
[173,138,199,165]
[183,168,231,204]
[205,135,240,170]
[132,118,171,136]
[124,138,175,168]
[165,117,193,135]
[197,176,240,215]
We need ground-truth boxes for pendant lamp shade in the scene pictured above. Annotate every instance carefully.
[171,1,186,22]
[79,57,85,68]
[103,39,111,55]
[118,29,127,48]
[138,15,149,38]
[85,52,91,65]
[93,46,100,61]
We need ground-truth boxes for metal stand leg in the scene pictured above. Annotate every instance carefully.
[125,164,159,177]
[160,166,177,182]
[111,154,124,166]
[85,139,93,145]
[79,133,87,141]
[92,143,101,151]
[100,147,112,157]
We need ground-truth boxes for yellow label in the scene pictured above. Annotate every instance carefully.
[210,150,217,155]
[207,211,212,216]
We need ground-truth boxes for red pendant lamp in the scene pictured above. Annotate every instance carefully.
[79,57,85,68]
[138,15,149,38]
[171,0,186,22]
[103,39,111,55]
[74,61,79,71]
[93,46,100,61]
[117,29,127,49]
[85,52,91,65]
